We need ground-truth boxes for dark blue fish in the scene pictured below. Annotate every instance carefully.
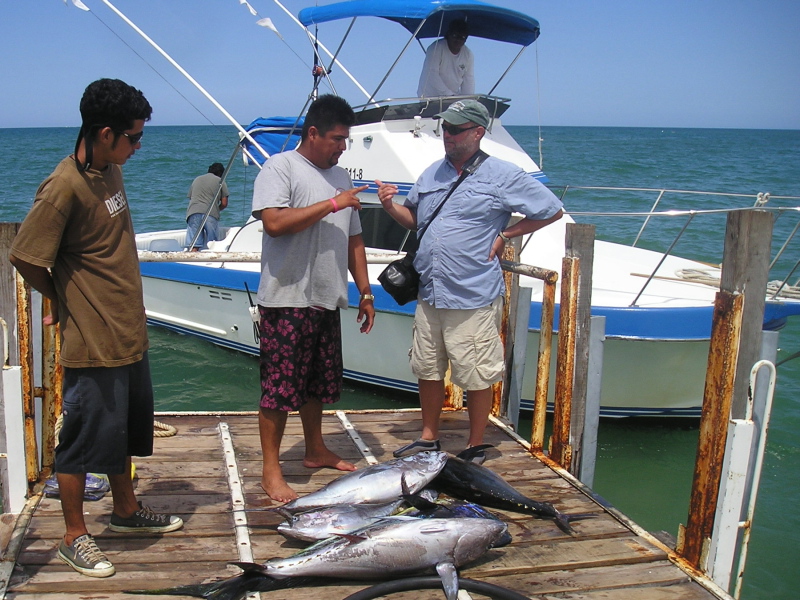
[429,446,593,534]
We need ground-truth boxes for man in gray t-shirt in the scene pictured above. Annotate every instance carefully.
[185,162,229,250]
[251,95,375,503]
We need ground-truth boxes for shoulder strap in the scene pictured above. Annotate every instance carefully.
[416,150,489,242]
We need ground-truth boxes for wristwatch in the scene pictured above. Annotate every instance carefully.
[498,231,511,243]
[360,293,375,302]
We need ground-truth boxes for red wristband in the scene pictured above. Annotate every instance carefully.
[329,198,339,213]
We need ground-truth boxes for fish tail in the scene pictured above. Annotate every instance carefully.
[554,510,597,535]
[124,570,275,600]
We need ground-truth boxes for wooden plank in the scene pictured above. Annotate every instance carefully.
[4,411,727,600]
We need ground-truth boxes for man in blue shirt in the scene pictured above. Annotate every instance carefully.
[376,99,563,463]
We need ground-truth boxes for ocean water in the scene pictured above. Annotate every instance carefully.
[2,125,799,599]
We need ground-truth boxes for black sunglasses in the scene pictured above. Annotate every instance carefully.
[441,123,480,136]
[117,130,144,145]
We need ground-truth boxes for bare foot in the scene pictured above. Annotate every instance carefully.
[304,449,357,471]
[260,476,298,503]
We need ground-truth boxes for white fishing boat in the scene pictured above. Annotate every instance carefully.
[135,0,800,417]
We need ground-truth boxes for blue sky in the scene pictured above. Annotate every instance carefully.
[1,0,798,129]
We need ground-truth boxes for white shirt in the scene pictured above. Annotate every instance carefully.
[417,38,475,97]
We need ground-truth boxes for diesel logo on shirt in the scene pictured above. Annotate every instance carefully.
[105,190,128,217]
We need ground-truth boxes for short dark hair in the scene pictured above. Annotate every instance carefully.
[302,94,355,140]
[208,162,224,177]
[447,19,469,37]
[80,78,152,135]
[74,78,152,170]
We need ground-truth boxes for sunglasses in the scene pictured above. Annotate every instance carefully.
[117,130,144,145]
[441,123,480,136]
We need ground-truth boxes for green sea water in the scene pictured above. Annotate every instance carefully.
[2,124,799,599]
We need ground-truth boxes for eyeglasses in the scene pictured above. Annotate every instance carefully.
[449,34,468,41]
[117,130,144,145]
[441,123,480,136]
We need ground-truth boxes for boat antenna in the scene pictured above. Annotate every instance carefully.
[71,0,270,161]
[535,41,544,169]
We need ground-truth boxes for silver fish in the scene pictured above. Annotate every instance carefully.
[281,450,448,512]
[237,517,508,600]
[277,487,440,542]
[276,500,406,542]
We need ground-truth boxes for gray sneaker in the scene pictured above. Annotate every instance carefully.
[58,534,115,578]
[109,502,183,533]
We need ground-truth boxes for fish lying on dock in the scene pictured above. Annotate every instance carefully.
[276,499,407,542]
[430,446,593,534]
[281,450,448,512]
[131,517,508,600]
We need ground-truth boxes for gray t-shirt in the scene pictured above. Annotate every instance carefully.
[251,150,361,310]
[186,173,229,220]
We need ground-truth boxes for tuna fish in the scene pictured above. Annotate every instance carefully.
[280,450,448,512]
[275,499,407,542]
[131,517,508,600]
[430,446,593,534]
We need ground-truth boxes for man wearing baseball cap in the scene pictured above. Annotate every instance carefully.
[376,99,563,464]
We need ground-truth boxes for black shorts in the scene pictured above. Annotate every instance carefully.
[55,352,154,475]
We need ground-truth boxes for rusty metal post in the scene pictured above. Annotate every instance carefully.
[677,290,744,571]
[15,272,39,487]
[531,276,557,454]
[495,239,520,417]
[443,377,464,410]
[40,296,62,475]
[550,256,579,469]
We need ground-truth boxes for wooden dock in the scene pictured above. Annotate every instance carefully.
[4,410,725,600]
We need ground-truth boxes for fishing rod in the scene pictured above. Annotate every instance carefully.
[72,0,270,161]
[268,0,376,104]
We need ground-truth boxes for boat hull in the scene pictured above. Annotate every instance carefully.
[140,262,709,417]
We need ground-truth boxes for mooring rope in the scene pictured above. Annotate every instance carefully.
[675,268,800,299]
[54,414,177,441]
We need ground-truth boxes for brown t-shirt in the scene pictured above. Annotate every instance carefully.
[11,156,148,368]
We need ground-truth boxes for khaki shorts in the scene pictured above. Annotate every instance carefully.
[410,297,505,390]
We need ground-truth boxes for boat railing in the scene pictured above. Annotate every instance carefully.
[551,186,800,306]
[350,94,512,125]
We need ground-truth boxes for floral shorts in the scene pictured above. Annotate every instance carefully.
[258,306,343,411]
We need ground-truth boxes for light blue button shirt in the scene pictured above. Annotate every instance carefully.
[405,155,562,310]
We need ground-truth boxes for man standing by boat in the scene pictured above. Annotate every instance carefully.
[376,99,563,464]
[9,78,183,578]
[417,19,475,98]
[185,161,229,250]
[252,94,375,503]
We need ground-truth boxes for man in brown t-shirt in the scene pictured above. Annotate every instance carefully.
[10,79,182,578]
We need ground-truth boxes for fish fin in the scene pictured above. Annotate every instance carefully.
[400,471,411,496]
[332,532,369,543]
[436,561,460,600]
[455,444,493,461]
[229,561,268,574]
[402,492,439,511]
[274,507,294,521]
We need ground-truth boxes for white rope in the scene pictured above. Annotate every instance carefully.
[675,268,800,299]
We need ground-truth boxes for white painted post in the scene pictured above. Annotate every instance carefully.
[706,341,777,597]
[579,315,605,487]
[507,286,532,430]
[1,360,29,513]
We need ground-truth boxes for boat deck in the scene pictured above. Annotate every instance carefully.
[5,411,723,600]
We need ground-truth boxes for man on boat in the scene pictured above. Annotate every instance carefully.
[417,19,475,98]
[9,78,183,578]
[376,99,563,464]
[251,94,375,503]
[185,161,229,250]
